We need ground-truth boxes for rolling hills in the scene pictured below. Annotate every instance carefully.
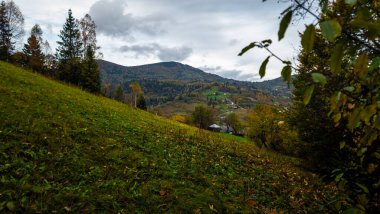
[0,62,335,213]
[98,60,293,106]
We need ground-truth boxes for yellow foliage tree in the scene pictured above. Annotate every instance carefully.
[129,82,142,107]
[246,104,281,148]
[170,114,186,123]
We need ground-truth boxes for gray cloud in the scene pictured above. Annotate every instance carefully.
[89,0,171,37]
[199,65,260,82]
[119,43,193,62]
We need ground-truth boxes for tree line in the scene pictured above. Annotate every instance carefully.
[0,0,100,93]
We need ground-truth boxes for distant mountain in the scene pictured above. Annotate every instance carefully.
[98,59,293,108]
[98,60,234,83]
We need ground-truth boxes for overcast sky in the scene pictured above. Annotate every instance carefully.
[14,0,308,81]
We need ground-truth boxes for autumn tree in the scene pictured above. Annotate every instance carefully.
[30,24,42,43]
[246,104,282,148]
[170,114,186,123]
[41,40,55,74]
[129,82,142,107]
[78,14,97,54]
[79,14,100,93]
[114,85,124,102]
[191,105,215,129]
[23,24,44,71]
[224,112,242,134]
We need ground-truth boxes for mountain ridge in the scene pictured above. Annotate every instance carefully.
[98,59,293,112]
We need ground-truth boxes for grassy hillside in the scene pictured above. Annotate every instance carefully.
[0,62,335,213]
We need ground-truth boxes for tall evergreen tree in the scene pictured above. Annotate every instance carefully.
[56,9,82,61]
[23,24,44,71]
[0,1,12,60]
[56,9,83,85]
[82,46,100,93]
[0,0,24,61]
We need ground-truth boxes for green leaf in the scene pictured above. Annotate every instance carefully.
[375,152,380,159]
[303,85,315,105]
[333,113,342,123]
[354,54,369,77]
[360,105,377,125]
[348,108,361,131]
[301,25,316,54]
[369,57,380,71]
[356,183,369,193]
[281,65,292,86]
[329,43,344,74]
[339,141,345,149]
[342,207,362,214]
[278,10,293,41]
[259,56,270,79]
[335,172,344,182]
[311,73,327,85]
[345,0,357,6]
[320,20,342,42]
[6,202,15,211]
[238,42,257,56]
[343,86,355,92]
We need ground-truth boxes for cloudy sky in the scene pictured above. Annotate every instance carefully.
[14,0,308,81]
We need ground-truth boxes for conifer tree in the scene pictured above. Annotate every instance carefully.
[56,9,83,85]
[56,9,82,61]
[0,1,12,60]
[0,0,24,61]
[82,46,100,93]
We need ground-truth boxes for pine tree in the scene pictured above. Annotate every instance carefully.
[0,0,24,61]
[23,25,44,71]
[0,1,12,60]
[82,46,100,93]
[56,9,82,61]
[56,9,83,85]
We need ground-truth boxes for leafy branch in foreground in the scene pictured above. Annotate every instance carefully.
[241,0,380,212]
[238,39,295,85]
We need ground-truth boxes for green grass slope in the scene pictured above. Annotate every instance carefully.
[0,62,335,213]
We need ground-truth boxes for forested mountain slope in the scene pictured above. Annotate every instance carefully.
[98,60,293,107]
